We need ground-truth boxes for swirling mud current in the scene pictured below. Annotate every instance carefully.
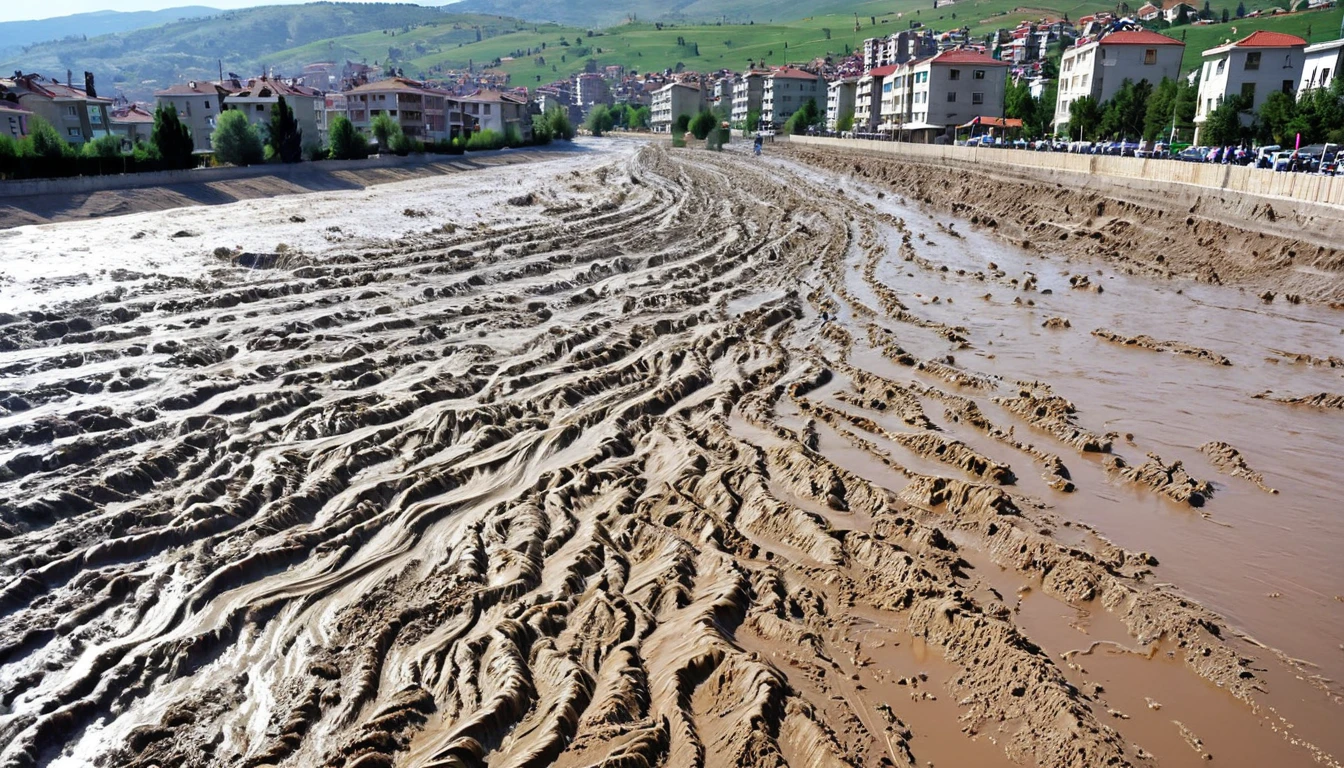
[1,142,1341,768]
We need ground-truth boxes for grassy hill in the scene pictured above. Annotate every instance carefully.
[0,3,469,100]
[0,6,218,58]
[1171,7,1342,70]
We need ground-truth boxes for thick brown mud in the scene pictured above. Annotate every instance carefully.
[0,140,1340,768]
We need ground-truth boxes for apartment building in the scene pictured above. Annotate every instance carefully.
[1299,37,1344,93]
[650,82,703,133]
[154,81,231,152]
[730,72,766,127]
[863,31,938,70]
[109,103,155,148]
[224,77,327,148]
[5,71,113,145]
[460,90,533,142]
[345,77,463,142]
[576,73,611,108]
[1193,30,1307,143]
[881,49,1009,142]
[761,68,821,128]
[855,65,896,132]
[1053,30,1185,133]
[826,78,858,131]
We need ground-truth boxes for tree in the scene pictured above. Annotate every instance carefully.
[1235,0,1245,16]
[211,109,265,166]
[1221,8,1230,22]
[784,98,821,134]
[370,112,402,152]
[24,116,74,158]
[629,106,651,130]
[268,95,303,163]
[688,109,717,139]
[743,107,761,135]
[585,104,614,136]
[1202,94,1251,145]
[151,103,194,169]
[328,115,369,160]
[1066,95,1102,140]
[1099,78,1152,139]
[837,109,855,133]
[1005,78,1039,135]
[673,113,692,134]
[1256,90,1296,144]
[543,106,575,139]
[80,134,123,158]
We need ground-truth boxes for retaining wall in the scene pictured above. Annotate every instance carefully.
[0,152,464,199]
[788,136,1344,209]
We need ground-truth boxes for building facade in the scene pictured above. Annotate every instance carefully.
[460,90,533,142]
[1053,30,1185,133]
[345,78,462,143]
[576,73,611,109]
[154,81,230,152]
[109,103,155,149]
[650,82,703,133]
[855,65,896,132]
[5,72,113,146]
[223,77,326,149]
[826,78,858,131]
[0,101,30,139]
[881,50,1010,142]
[761,68,821,128]
[730,73,766,127]
[1194,31,1307,143]
[1299,38,1344,94]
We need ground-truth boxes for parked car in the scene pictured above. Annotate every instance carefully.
[1178,146,1208,162]
[1255,145,1281,168]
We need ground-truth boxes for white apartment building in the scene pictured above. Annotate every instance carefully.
[730,72,766,127]
[761,68,822,128]
[1299,37,1344,93]
[154,81,231,152]
[880,49,1009,142]
[1193,30,1307,143]
[855,65,895,132]
[826,78,858,131]
[650,82,703,133]
[1053,30,1185,133]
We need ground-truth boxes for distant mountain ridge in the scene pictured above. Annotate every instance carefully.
[449,0,857,27]
[0,7,220,57]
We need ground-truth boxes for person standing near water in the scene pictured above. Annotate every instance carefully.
[753,134,763,156]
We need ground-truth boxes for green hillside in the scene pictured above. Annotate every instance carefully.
[1171,7,1343,70]
[0,3,473,100]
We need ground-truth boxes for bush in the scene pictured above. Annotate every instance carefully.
[25,116,75,159]
[466,129,507,150]
[211,109,265,166]
[784,98,821,135]
[390,131,414,156]
[543,106,574,140]
[504,124,524,147]
[371,112,402,152]
[81,134,124,158]
[303,140,327,161]
[532,115,554,145]
[328,115,369,160]
[0,134,18,178]
[688,109,717,140]
[585,105,613,136]
[152,103,196,170]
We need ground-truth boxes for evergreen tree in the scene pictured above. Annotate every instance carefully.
[1066,95,1103,140]
[688,109,717,139]
[268,96,303,163]
[585,105,614,136]
[24,116,74,158]
[151,103,195,169]
[1235,0,1245,16]
[1202,94,1251,145]
[328,115,369,160]
[211,110,264,166]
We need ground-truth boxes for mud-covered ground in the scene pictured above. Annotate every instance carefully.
[0,140,1341,768]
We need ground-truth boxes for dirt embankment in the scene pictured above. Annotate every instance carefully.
[781,144,1344,303]
[0,143,1340,768]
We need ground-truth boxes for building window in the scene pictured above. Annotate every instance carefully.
[1144,48,1157,64]
[972,92,984,104]
[1241,82,1256,101]
[1216,58,1225,75]
[67,127,80,137]
[484,104,491,114]
[973,69,985,79]
[256,105,264,112]
[949,69,961,80]
[1245,52,1260,70]
[947,92,957,102]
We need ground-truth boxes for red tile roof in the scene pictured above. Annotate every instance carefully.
[111,104,155,123]
[770,68,820,80]
[1100,30,1185,45]
[931,49,1009,66]
[867,64,899,76]
[1232,30,1308,47]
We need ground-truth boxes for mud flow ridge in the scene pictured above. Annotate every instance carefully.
[0,142,1341,768]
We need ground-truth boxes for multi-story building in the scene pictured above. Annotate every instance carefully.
[1299,37,1344,94]
[1160,0,1199,22]
[5,71,113,146]
[345,77,463,142]
[826,78,858,131]
[224,77,326,148]
[730,72,766,128]
[761,68,821,129]
[460,90,533,142]
[650,82,703,133]
[0,100,30,139]
[154,81,231,152]
[576,73,611,109]
[882,49,1010,142]
[863,31,938,70]
[109,103,155,149]
[1193,31,1307,143]
[1053,30,1185,133]
[856,65,896,133]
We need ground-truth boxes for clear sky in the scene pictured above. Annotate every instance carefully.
[1,0,443,24]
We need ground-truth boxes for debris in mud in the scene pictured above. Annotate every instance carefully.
[1042,317,1071,329]
[402,207,428,218]
[1068,274,1103,293]
[1253,391,1344,410]
[170,230,197,238]
[1107,453,1214,507]
[507,192,537,206]
[1200,442,1277,494]
[1091,329,1232,366]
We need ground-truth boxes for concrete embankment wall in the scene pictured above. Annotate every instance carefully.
[0,152,463,199]
[788,135,1344,209]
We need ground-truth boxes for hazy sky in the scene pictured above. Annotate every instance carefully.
[1,0,443,24]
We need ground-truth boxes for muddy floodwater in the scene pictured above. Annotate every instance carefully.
[0,139,1340,768]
